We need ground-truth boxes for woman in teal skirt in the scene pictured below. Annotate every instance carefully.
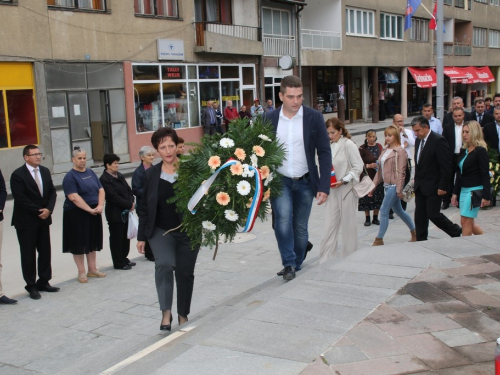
[451,121,491,236]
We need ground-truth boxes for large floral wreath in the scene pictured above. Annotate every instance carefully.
[172,117,285,255]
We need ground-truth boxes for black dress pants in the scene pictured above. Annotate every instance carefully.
[414,190,461,241]
[108,221,130,269]
[16,226,52,289]
[401,160,412,211]
[443,154,460,204]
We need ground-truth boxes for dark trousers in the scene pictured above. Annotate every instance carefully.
[16,226,52,289]
[204,124,216,135]
[144,241,154,260]
[443,154,460,204]
[414,190,461,241]
[401,161,412,211]
[108,221,130,269]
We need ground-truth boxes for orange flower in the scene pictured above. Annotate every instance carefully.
[263,188,271,202]
[260,165,270,180]
[230,162,243,176]
[246,197,253,208]
[208,155,221,169]
[253,145,265,157]
[216,192,230,206]
[234,148,246,161]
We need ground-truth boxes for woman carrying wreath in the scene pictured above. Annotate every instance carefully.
[137,127,199,331]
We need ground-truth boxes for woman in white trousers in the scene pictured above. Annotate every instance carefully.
[319,118,364,264]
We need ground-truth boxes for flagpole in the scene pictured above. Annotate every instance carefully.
[436,0,444,120]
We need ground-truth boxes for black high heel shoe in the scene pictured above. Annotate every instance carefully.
[160,314,173,331]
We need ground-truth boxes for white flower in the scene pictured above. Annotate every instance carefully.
[250,153,258,168]
[202,221,216,231]
[224,210,239,222]
[236,180,252,196]
[264,172,274,187]
[258,134,271,142]
[219,138,235,148]
[242,164,255,178]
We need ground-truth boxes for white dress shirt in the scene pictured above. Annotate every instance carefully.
[400,128,415,159]
[418,131,431,163]
[276,106,308,178]
[429,116,443,135]
[25,163,44,193]
[454,123,463,154]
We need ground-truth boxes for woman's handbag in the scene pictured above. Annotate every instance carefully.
[127,211,139,239]
[352,172,375,198]
[395,149,415,202]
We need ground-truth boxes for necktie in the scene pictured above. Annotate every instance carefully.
[34,168,43,196]
[209,108,215,124]
[418,139,425,163]
[478,114,482,123]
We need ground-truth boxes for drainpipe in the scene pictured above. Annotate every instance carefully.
[296,4,304,79]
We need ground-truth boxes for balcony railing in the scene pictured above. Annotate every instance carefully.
[194,22,261,47]
[301,29,342,50]
[263,34,296,57]
[433,42,471,55]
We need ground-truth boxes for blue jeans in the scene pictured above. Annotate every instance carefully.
[378,185,415,239]
[270,176,314,270]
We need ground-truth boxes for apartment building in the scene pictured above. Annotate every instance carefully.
[1,0,500,175]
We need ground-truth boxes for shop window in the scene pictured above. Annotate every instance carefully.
[242,67,254,85]
[491,0,500,6]
[87,64,124,89]
[133,65,160,80]
[345,8,374,37]
[134,83,161,132]
[221,66,239,79]
[194,0,232,24]
[47,0,107,11]
[199,66,219,79]
[380,13,403,41]
[410,19,429,42]
[221,81,240,109]
[47,92,68,129]
[134,0,178,18]
[45,64,87,90]
[0,90,38,148]
[161,65,186,80]
[162,83,188,128]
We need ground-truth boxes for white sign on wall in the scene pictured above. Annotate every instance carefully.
[157,39,185,61]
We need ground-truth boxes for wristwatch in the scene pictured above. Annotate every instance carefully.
[342,179,348,185]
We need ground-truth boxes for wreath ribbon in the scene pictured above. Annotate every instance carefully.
[187,158,263,232]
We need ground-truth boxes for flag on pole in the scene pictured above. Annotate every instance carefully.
[429,1,437,30]
[404,0,422,31]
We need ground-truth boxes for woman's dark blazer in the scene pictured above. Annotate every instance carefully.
[0,169,7,222]
[452,146,492,200]
[99,171,134,223]
[131,162,147,210]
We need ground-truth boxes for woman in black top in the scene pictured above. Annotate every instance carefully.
[137,127,199,331]
[100,154,135,270]
[451,121,491,236]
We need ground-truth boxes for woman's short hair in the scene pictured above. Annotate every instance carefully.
[177,137,185,144]
[72,146,86,157]
[364,129,377,146]
[139,146,155,158]
[103,153,120,169]
[325,117,351,139]
[384,125,401,146]
[463,121,488,150]
[151,127,178,150]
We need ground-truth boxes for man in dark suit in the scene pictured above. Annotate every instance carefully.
[264,75,331,280]
[442,107,467,210]
[412,117,461,241]
[483,106,500,154]
[470,98,494,127]
[11,145,58,300]
[442,96,471,129]
[201,100,217,135]
[0,169,17,304]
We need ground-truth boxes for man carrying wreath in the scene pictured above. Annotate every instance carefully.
[265,76,331,280]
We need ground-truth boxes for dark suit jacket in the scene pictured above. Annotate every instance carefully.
[264,106,331,195]
[442,111,471,129]
[414,131,452,196]
[201,107,216,129]
[0,169,6,222]
[131,162,147,211]
[137,163,182,241]
[10,164,57,229]
[483,121,500,153]
[470,111,494,127]
[442,122,465,157]
[452,147,491,200]
[100,171,134,223]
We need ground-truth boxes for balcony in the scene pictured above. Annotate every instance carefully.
[193,22,263,56]
[301,29,342,51]
[263,34,296,57]
[433,42,471,56]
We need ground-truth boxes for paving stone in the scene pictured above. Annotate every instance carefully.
[432,328,487,347]
[404,282,456,303]
[322,345,369,365]
[395,300,476,319]
[395,333,472,369]
[386,292,425,307]
[92,323,148,340]
[418,237,495,259]
[448,312,500,341]
[462,233,500,252]
[475,282,500,297]
[445,287,500,309]
[332,336,354,347]
[123,305,159,318]
[376,315,463,338]
[330,354,430,375]
[299,358,334,375]
[455,257,489,266]
[430,274,498,289]
[412,267,453,283]
[0,365,37,375]
[365,303,410,324]
[432,260,463,269]
[345,321,409,359]
[324,260,424,279]
[94,300,137,312]
[481,254,500,265]
[313,269,409,290]
[435,362,494,375]
[454,341,496,363]
[70,318,110,332]
[441,263,500,277]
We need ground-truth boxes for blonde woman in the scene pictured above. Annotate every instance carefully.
[319,118,363,263]
[370,126,416,246]
[451,121,491,236]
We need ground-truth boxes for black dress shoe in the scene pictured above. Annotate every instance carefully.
[389,213,394,220]
[303,242,314,260]
[441,202,450,210]
[372,218,380,225]
[283,266,296,281]
[145,256,155,262]
[160,315,173,331]
[127,261,137,267]
[277,268,285,276]
[37,284,60,292]
[0,295,17,304]
[115,264,132,270]
[26,287,41,300]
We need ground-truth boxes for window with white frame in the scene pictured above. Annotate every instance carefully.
[345,8,375,37]
[380,13,404,40]
[473,27,486,47]
[489,30,500,47]
[410,18,429,42]
[134,0,179,18]
[491,0,500,5]
[475,0,487,3]
[263,8,291,37]
[47,0,106,10]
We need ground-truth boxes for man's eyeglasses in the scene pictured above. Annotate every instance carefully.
[28,153,43,157]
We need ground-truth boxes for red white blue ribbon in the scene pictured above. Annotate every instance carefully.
[187,159,263,233]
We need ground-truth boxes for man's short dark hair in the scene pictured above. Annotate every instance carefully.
[103,153,120,169]
[474,98,485,105]
[23,145,39,156]
[151,127,178,150]
[412,116,430,128]
[422,103,433,109]
[485,97,492,102]
[452,107,465,114]
[494,93,500,101]
[280,75,303,94]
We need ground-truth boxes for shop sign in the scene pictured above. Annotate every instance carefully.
[157,39,185,61]
[164,66,183,79]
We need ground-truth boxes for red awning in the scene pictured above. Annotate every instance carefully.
[470,66,495,83]
[443,66,495,84]
[408,67,437,88]
[443,67,470,83]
